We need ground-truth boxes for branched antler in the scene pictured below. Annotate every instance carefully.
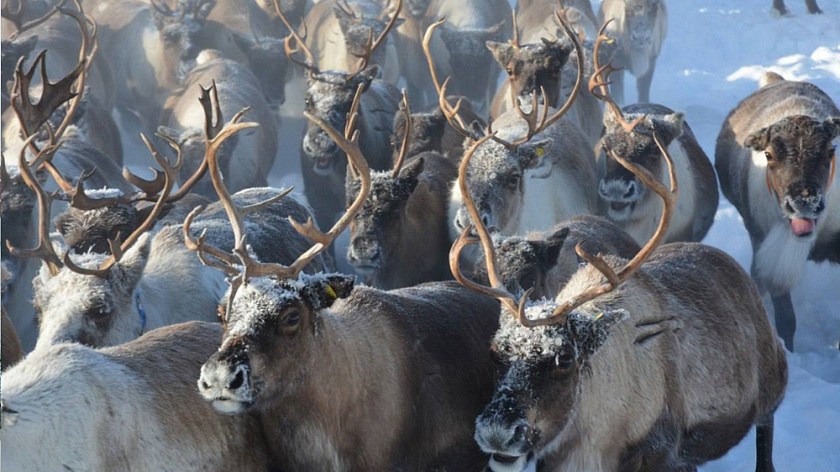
[346,0,402,79]
[274,0,319,75]
[391,89,411,178]
[588,20,644,133]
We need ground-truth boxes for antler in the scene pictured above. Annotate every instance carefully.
[521,132,678,327]
[509,10,521,50]
[391,89,411,178]
[5,136,65,275]
[449,133,530,318]
[274,0,319,75]
[4,0,69,37]
[588,20,644,133]
[346,0,402,79]
[184,84,372,283]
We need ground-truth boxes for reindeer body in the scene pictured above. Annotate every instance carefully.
[1,321,275,472]
[715,77,840,351]
[598,0,666,104]
[450,109,597,238]
[161,51,279,197]
[598,104,718,245]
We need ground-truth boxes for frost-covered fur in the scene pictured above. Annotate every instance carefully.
[199,276,501,471]
[597,104,719,245]
[450,106,597,239]
[715,76,840,350]
[598,0,667,103]
[1,322,273,472]
[160,51,278,197]
[31,188,331,351]
[475,244,788,472]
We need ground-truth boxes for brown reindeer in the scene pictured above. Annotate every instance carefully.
[590,26,718,245]
[347,92,458,288]
[391,95,483,164]
[451,126,788,472]
[472,215,640,300]
[193,88,501,471]
[715,72,839,351]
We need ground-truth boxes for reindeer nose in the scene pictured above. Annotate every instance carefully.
[624,181,637,199]
[349,238,381,265]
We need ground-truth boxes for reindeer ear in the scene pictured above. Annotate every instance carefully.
[539,227,570,270]
[196,0,215,20]
[334,4,355,30]
[567,309,628,360]
[745,126,772,151]
[355,65,379,89]
[518,138,554,170]
[307,274,355,309]
[150,6,172,31]
[397,157,425,195]
[824,117,840,140]
[653,112,685,143]
[113,233,152,295]
[486,41,514,67]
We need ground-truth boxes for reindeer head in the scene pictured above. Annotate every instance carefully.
[452,134,554,235]
[451,123,677,470]
[346,157,424,279]
[391,107,446,161]
[599,109,684,221]
[150,0,216,78]
[404,0,430,18]
[487,20,574,112]
[334,0,403,71]
[301,67,378,175]
[621,0,662,47]
[0,160,37,278]
[745,115,839,238]
[231,33,289,108]
[196,84,372,415]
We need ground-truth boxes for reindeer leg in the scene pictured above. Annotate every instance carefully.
[771,293,796,352]
[804,0,822,13]
[637,62,655,104]
[755,415,777,472]
[611,68,626,106]
[772,0,790,15]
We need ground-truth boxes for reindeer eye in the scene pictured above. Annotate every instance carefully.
[88,304,108,320]
[304,97,313,107]
[506,67,513,75]
[764,151,773,161]
[554,350,574,370]
[283,310,301,327]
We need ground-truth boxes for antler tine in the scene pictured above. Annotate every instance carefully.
[344,82,364,180]
[336,0,356,18]
[509,10,520,50]
[423,18,475,140]
[391,89,411,178]
[589,20,644,133]
[183,205,240,276]
[5,136,64,275]
[199,81,223,139]
[518,131,678,328]
[449,133,529,318]
[500,9,584,149]
[274,0,318,74]
[346,0,403,79]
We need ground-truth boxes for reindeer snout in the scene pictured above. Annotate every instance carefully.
[475,415,534,466]
[303,130,339,160]
[454,207,495,233]
[348,238,382,270]
[198,355,254,415]
[785,183,826,218]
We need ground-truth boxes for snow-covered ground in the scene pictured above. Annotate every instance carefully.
[602,1,840,470]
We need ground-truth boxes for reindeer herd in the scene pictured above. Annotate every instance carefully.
[0,0,836,471]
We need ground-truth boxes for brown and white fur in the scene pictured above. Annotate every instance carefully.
[160,50,279,198]
[450,108,597,238]
[598,104,719,245]
[198,274,501,471]
[476,244,788,472]
[715,73,840,351]
[347,154,457,289]
[1,321,275,472]
[30,188,331,351]
[472,215,640,300]
[598,0,667,104]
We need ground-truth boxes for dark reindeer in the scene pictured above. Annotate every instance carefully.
[451,126,787,472]
[347,92,458,288]
[193,89,501,471]
[715,72,839,351]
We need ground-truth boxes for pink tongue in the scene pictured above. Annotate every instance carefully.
[790,218,815,236]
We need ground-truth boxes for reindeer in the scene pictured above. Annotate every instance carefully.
[2,263,24,370]
[279,1,401,227]
[91,0,217,133]
[299,0,403,83]
[160,55,279,197]
[590,26,718,245]
[472,215,640,300]
[598,0,666,104]
[488,6,604,146]
[8,95,331,352]
[1,321,276,471]
[715,72,839,352]
[451,127,788,472]
[192,91,501,471]
[424,16,597,238]
[346,92,457,288]
[391,95,482,164]
[772,0,822,15]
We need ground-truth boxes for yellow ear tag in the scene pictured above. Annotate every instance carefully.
[325,285,337,300]
[593,312,604,321]
[535,147,546,158]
